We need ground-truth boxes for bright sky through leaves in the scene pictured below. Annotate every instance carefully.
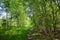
[0,2,6,19]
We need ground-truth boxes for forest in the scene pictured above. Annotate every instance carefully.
[0,0,60,40]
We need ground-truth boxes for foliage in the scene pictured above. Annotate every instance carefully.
[0,0,60,40]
